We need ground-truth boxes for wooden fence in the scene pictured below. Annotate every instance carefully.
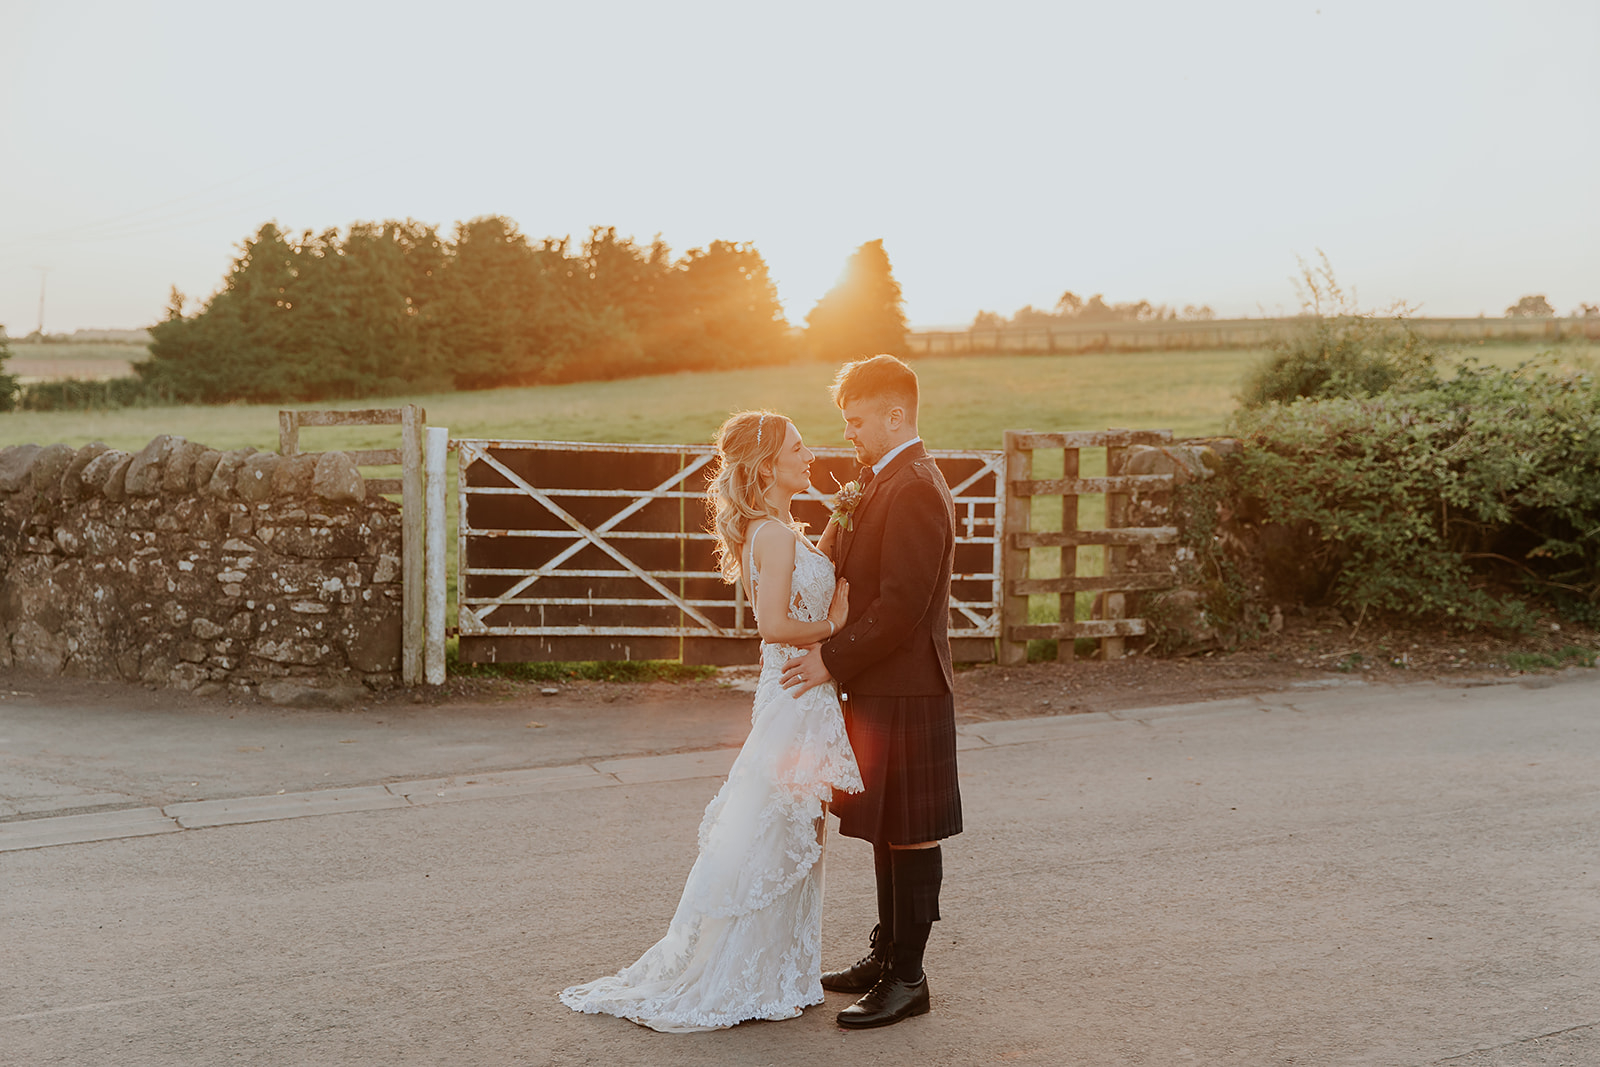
[998,429,1178,665]
[907,316,1600,357]
[278,405,427,684]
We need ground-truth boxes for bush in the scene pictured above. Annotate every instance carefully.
[1240,253,1445,407]
[0,331,18,411]
[1229,358,1600,630]
[1506,646,1597,671]
[1144,470,1269,652]
[1240,314,1444,407]
[18,377,168,411]
[444,641,717,683]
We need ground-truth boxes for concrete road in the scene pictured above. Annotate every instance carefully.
[3,673,1598,1066]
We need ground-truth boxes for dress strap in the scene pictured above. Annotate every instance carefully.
[744,519,772,598]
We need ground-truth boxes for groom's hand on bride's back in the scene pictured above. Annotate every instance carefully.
[781,644,833,696]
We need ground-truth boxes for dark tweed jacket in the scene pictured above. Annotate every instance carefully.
[819,441,956,697]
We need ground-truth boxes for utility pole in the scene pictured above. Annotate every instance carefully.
[35,267,50,337]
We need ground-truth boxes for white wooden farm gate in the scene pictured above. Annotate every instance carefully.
[453,440,1008,665]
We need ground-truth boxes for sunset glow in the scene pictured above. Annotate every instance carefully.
[2,0,1596,334]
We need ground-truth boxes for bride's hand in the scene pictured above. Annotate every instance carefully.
[817,517,840,560]
[827,577,849,631]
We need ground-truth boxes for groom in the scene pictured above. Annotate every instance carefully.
[781,353,962,1029]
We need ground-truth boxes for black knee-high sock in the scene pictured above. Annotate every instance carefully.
[873,840,895,949]
[891,846,943,981]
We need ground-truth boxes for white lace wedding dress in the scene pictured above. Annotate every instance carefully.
[559,524,863,1032]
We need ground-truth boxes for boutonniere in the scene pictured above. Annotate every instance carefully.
[830,475,866,531]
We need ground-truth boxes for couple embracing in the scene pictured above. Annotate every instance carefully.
[561,354,963,1032]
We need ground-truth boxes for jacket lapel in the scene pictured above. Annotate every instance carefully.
[838,442,927,571]
[833,465,870,565]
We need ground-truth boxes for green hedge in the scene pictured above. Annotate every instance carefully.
[1230,358,1600,631]
[1238,312,1443,407]
[16,377,170,411]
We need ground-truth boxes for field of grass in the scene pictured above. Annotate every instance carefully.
[0,348,1268,458]
[4,339,1590,455]
[4,339,1591,641]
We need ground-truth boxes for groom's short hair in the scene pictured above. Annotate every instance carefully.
[831,354,919,423]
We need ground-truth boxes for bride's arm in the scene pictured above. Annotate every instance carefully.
[753,523,847,645]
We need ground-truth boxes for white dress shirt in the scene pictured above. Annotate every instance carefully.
[872,436,922,476]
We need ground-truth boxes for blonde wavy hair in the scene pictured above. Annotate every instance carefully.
[706,409,791,583]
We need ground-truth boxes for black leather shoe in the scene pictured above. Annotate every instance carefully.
[821,925,892,993]
[836,973,931,1029]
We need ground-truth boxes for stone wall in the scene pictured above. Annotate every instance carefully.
[1114,438,1259,653]
[0,435,403,699]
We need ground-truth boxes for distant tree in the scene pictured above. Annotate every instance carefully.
[1079,294,1117,323]
[431,216,605,389]
[1181,304,1217,321]
[648,240,794,372]
[141,220,451,402]
[1506,294,1556,318]
[297,219,451,395]
[0,328,18,411]
[805,239,907,361]
[583,227,673,322]
[1009,304,1057,328]
[140,216,794,402]
[1577,302,1600,319]
[141,224,304,402]
[976,288,1184,329]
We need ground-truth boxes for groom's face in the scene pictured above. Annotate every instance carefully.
[840,397,901,467]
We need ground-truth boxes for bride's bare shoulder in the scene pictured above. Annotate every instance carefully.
[749,519,797,561]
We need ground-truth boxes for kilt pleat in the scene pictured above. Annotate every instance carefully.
[833,693,963,845]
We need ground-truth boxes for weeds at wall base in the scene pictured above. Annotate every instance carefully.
[443,640,717,684]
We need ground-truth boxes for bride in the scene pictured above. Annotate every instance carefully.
[559,410,863,1032]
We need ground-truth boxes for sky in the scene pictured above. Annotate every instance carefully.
[1,0,1596,335]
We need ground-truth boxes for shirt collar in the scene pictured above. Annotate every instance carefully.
[872,436,921,476]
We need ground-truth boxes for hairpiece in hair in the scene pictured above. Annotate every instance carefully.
[756,412,766,444]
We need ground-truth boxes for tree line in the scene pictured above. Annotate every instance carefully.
[127,222,907,404]
[973,291,1218,331]
[1505,294,1600,318]
[977,290,1600,332]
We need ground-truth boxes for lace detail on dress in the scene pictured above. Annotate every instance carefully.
[559,523,860,1032]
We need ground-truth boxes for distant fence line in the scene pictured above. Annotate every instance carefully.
[906,316,1600,356]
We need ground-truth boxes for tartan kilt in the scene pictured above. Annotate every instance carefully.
[832,693,963,845]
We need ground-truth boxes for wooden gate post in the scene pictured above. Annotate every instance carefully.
[1058,443,1080,663]
[999,431,1031,666]
[1102,435,1129,660]
[424,426,449,686]
[400,405,425,686]
[280,403,428,685]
